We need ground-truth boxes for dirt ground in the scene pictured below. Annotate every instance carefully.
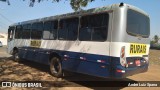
[149,49,160,65]
[0,46,160,90]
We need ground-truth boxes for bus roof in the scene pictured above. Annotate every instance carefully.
[9,3,149,26]
[118,3,149,17]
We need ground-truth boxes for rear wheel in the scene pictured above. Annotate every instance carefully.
[50,57,63,78]
[13,50,20,62]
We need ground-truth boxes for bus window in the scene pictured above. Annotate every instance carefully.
[50,21,58,40]
[15,25,22,39]
[58,20,67,40]
[79,15,92,41]
[127,9,150,37]
[79,27,92,41]
[58,18,78,40]
[79,13,109,41]
[31,22,43,39]
[8,27,15,41]
[22,24,31,39]
[92,13,109,41]
[43,21,52,39]
[67,18,79,40]
[43,21,57,40]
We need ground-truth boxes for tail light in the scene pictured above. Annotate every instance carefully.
[120,46,127,67]
[143,56,149,63]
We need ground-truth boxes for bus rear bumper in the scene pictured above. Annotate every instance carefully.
[113,64,149,78]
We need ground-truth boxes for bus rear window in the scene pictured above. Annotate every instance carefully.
[127,9,150,37]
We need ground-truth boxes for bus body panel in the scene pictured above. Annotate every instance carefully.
[7,3,150,78]
[18,40,111,77]
[110,4,150,78]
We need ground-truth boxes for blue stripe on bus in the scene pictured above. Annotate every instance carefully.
[18,47,148,78]
[18,47,115,77]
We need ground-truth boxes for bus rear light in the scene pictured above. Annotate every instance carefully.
[128,62,133,65]
[121,47,125,58]
[120,46,127,67]
[121,53,125,58]
[135,60,141,66]
[142,60,146,63]
[116,69,125,73]
[143,57,149,63]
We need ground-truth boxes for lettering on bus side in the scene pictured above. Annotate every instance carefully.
[130,44,146,55]
[30,40,41,48]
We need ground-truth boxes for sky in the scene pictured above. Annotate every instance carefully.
[0,0,159,38]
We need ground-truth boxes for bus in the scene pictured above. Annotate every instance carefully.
[7,3,150,78]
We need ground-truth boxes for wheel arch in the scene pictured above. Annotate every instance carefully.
[49,52,62,64]
[12,47,19,55]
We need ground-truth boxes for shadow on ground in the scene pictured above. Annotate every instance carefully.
[0,57,137,90]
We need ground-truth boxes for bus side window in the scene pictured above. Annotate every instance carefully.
[27,24,32,39]
[67,18,79,40]
[58,20,68,40]
[79,16,92,41]
[9,30,13,40]
[79,13,109,41]
[43,21,51,39]
[58,18,78,40]
[31,22,43,39]
[50,21,57,40]
[15,25,22,39]
[8,27,14,41]
[31,23,37,39]
[91,13,109,41]
[22,24,31,39]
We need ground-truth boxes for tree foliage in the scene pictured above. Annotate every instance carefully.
[0,0,95,11]
[153,35,159,44]
[0,0,10,5]
[70,0,94,11]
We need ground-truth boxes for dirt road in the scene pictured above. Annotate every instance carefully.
[0,46,160,90]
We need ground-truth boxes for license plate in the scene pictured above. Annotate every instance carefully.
[135,60,141,66]
[130,43,147,55]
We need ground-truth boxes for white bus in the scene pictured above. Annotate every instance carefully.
[7,3,150,78]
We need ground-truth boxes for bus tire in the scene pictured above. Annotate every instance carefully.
[13,50,20,62]
[50,57,63,78]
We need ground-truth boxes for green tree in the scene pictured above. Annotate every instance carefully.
[150,40,155,45]
[0,0,10,5]
[0,0,95,11]
[70,0,94,11]
[153,35,159,44]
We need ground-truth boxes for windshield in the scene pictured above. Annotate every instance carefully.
[127,9,150,38]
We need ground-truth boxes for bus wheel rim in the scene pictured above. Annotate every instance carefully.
[52,60,59,74]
